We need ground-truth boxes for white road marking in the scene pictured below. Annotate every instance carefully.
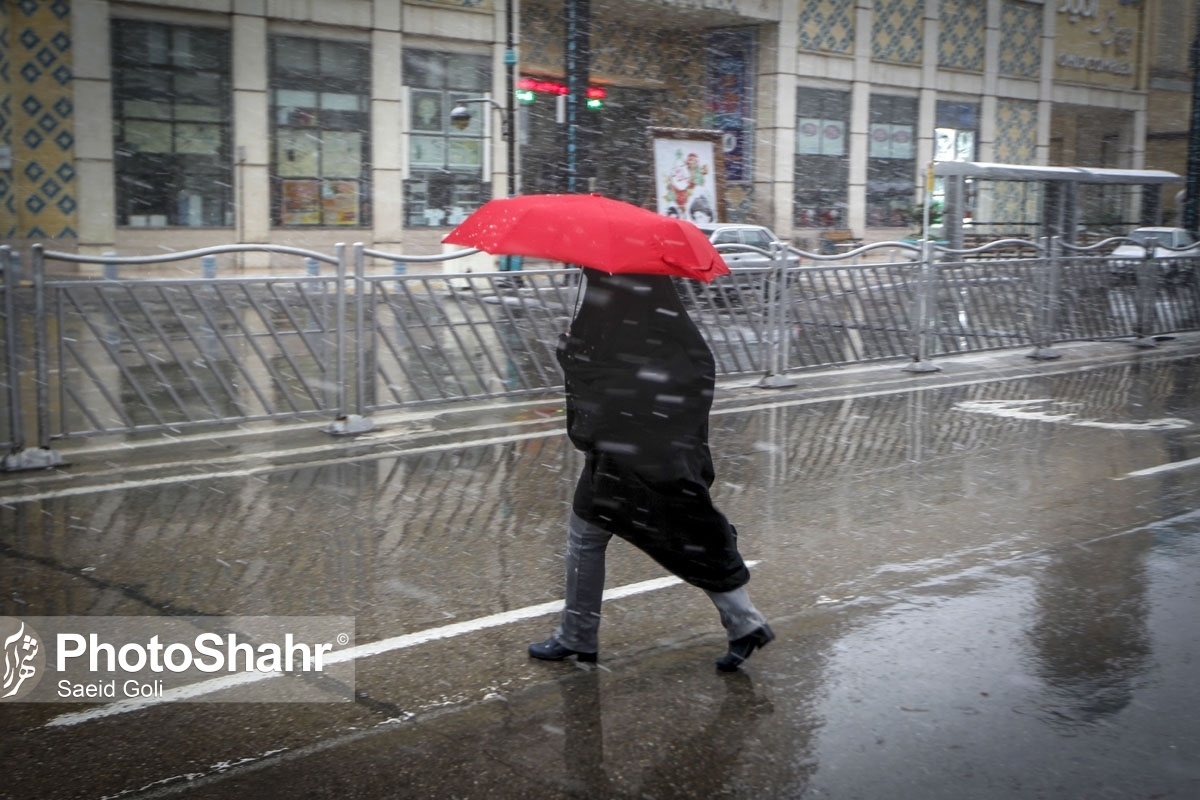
[1118,456,1200,479]
[44,563,758,728]
[1,429,559,506]
[953,398,1193,431]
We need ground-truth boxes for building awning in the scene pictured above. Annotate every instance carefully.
[933,161,1183,184]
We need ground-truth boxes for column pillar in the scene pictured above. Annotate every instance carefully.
[847,0,873,236]
[759,5,799,235]
[73,0,116,258]
[232,7,270,268]
[372,1,404,252]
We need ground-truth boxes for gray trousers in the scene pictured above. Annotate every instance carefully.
[554,512,767,653]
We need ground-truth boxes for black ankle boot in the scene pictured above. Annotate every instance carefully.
[528,637,598,663]
[715,624,775,672]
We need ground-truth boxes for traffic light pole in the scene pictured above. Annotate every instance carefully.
[1185,13,1200,234]
[504,0,516,198]
[564,0,590,194]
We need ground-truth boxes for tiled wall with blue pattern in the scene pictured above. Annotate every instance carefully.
[798,0,855,55]
[999,0,1041,79]
[993,98,1040,222]
[939,0,986,72]
[995,98,1038,164]
[3,0,75,241]
[872,0,923,65]
[2,2,13,240]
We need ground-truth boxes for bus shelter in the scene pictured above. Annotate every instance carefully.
[931,162,1184,248]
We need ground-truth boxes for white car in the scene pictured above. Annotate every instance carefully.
[1109,227,1199,284]
[692,223,799,269]
[1111,227,1198,259]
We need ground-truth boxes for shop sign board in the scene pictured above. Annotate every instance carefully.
[1053,0,1143,89]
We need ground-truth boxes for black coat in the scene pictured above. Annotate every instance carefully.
[556,269,750,593]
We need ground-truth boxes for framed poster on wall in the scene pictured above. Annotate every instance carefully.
[281,179,321,225]
[648,127,725,223]
[322,179,360,226]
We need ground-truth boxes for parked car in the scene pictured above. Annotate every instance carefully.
[692,223,799,270]
[677,223,801,306]
[1109,227,1200,284]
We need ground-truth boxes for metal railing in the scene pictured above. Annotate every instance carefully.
[3,235,1198,469]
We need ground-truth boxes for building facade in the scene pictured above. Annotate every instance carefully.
[0,0,1192,264]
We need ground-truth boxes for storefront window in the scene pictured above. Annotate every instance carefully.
[794,89,850,228]
[403,51,490,228]
[866,95,918,228]
[270,37,371,227]
[112,21,232,228]
[933,101,980,226]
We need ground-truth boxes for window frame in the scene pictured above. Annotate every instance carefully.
[269,35,373,228]
[402,49,492,229]
[866,94,919,228]
[111,19,233,229]
[794,88,851,229]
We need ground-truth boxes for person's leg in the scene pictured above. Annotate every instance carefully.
[530,512,611,661]
[555,512,612,652]
[705,587,767,641]
[706,586,774,671]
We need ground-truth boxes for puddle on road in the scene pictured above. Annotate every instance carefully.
[792,510,1200,799]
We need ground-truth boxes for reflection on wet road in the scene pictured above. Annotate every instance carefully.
[2,349,1198,798]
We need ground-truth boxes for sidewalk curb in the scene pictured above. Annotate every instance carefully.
[4,334,1198,500]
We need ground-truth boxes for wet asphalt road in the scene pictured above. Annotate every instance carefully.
[2,337,1199,799]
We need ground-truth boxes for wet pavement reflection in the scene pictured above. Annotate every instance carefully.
[1,346,1198,798]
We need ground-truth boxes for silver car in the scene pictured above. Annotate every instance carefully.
[692,223,799,269]
[1109,227,1199,285]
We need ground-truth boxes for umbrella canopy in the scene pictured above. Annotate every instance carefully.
[442,193,730,282]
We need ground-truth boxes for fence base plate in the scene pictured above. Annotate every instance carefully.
[902,360,942,373]
[758,373,799,389]
[1026,347,1063,360]
[325,415,377,436]
[3,447,67,472]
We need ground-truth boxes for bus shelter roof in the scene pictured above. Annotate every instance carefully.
[932,161,1183,185]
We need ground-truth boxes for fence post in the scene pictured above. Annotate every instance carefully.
[2,247,23,456]
[325,243,374,435]
[103,251,119,281]
[1028,236,1063,360]
[202,254,218,279]
[759,241,797,388]
[1130,237,1159,348]
[3,244,65,470]
[903,237,942,373]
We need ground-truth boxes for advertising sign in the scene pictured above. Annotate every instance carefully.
[281,179,321,225]
[651,128,724,223]
[706,29,755,183]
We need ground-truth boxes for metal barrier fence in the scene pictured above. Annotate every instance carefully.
[2,236,1198,470]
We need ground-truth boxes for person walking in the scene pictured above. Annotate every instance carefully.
[529,268,774,671]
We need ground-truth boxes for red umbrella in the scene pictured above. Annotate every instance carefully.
[442,193,730,282]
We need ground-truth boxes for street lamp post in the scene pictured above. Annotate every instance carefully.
[449,97,515,199]
[450,98,520,272]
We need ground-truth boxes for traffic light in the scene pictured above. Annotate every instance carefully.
[515,78,605,109]
[586,87,605,111]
